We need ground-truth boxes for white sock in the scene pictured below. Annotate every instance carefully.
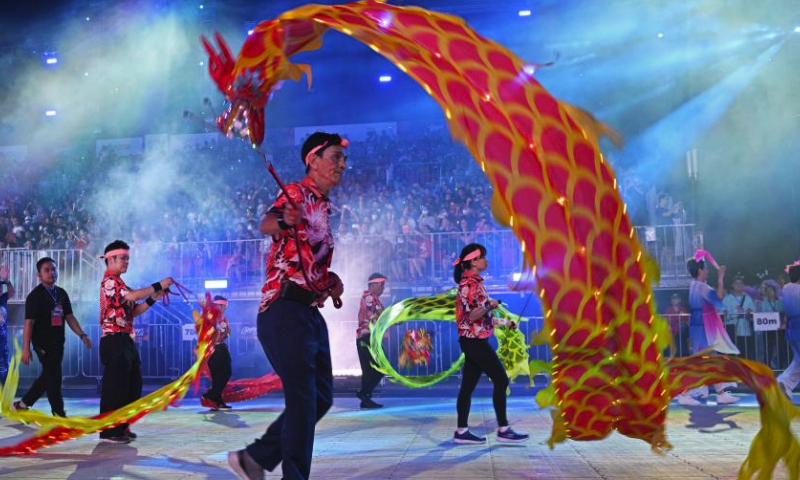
[456,428,468,434]
[498,426,510,433]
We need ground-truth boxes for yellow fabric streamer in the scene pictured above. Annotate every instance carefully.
[0,295,219,454]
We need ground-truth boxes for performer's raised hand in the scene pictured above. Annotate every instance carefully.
[330,272,344,298]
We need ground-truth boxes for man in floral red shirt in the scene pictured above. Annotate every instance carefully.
[98,240,172,444]
[229,132,346,480]
[356,273,387,409]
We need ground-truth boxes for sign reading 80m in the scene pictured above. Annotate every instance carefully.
[753,312,781,331]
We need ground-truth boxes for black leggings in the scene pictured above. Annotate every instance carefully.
[357,335,384,396]
[456,337,509,429]
[205,343,233,402]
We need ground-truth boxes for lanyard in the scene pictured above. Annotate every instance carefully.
[43,284,58,306]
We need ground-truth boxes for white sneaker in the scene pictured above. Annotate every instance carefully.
[716,391,739,404]
[676,394,701,406]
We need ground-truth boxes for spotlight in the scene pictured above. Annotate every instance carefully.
[205,279,228,289]
[522,64,536,76]
[248,29,254,35]
[379,75,392,82]
[794,26,800,33]
[199,4,204,9]
[45,109,57,117]
[518,10,531,17]
[199,61,204,66]
[657,32,664,38]
[46,57,58,65]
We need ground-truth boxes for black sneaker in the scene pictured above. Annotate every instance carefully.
[12,400,29,411]
[100,436,132,444]
[228,449,264,480]
[218,401,233,410]
[453,430,486,444]
[52,411,67,418]
[497,427,529,443]
[124,429,138,440]
[360,397,383,409]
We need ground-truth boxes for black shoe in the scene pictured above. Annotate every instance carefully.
[356,390,367,402]
[124,429,138,440]
[52,411,67,418]
[454,429,486,444]
[228,449,264,480]
[100,436,132,444]
[218,401,233,410]
[497,427,529,443]
[360,397,383,409]
[12,400,29,411]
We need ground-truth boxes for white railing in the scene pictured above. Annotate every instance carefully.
[0,225,697,302]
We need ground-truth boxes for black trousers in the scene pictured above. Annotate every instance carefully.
[356,334,383,396]
[246,299,333,480]
[456,336,509,429]
[99,334,142,438]
[205,343,232,402]
[0,335,9,386]
[21,343,64,415]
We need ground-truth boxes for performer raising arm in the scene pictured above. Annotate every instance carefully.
[228,132,346,480]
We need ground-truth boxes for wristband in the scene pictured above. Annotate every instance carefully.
[79,333,87,339]
[151,282,162,293]
[277,216,291,230]
[146,297,156,307]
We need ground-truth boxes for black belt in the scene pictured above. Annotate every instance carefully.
[102,331,132,338]
[279,281,318,306]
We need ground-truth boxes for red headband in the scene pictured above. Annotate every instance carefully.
[368,277,387,284]
[453,249,482,266]
[304,137,349,165]
[100,248,129,259]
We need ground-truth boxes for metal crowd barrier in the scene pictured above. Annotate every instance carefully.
[665,312,792,369]
[0,248,100,304]
[634,224,697,286]
[1,225,697,301]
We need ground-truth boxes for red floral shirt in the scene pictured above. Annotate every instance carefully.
[456,271,494,339]
[214,316,231,345]
[259,177,335,312]
[100,271,134,335]
[357,291,384,339]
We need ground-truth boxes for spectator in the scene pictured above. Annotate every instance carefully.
[758,281,785,369]
[722,275,756,360]
[664,293,689,357]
